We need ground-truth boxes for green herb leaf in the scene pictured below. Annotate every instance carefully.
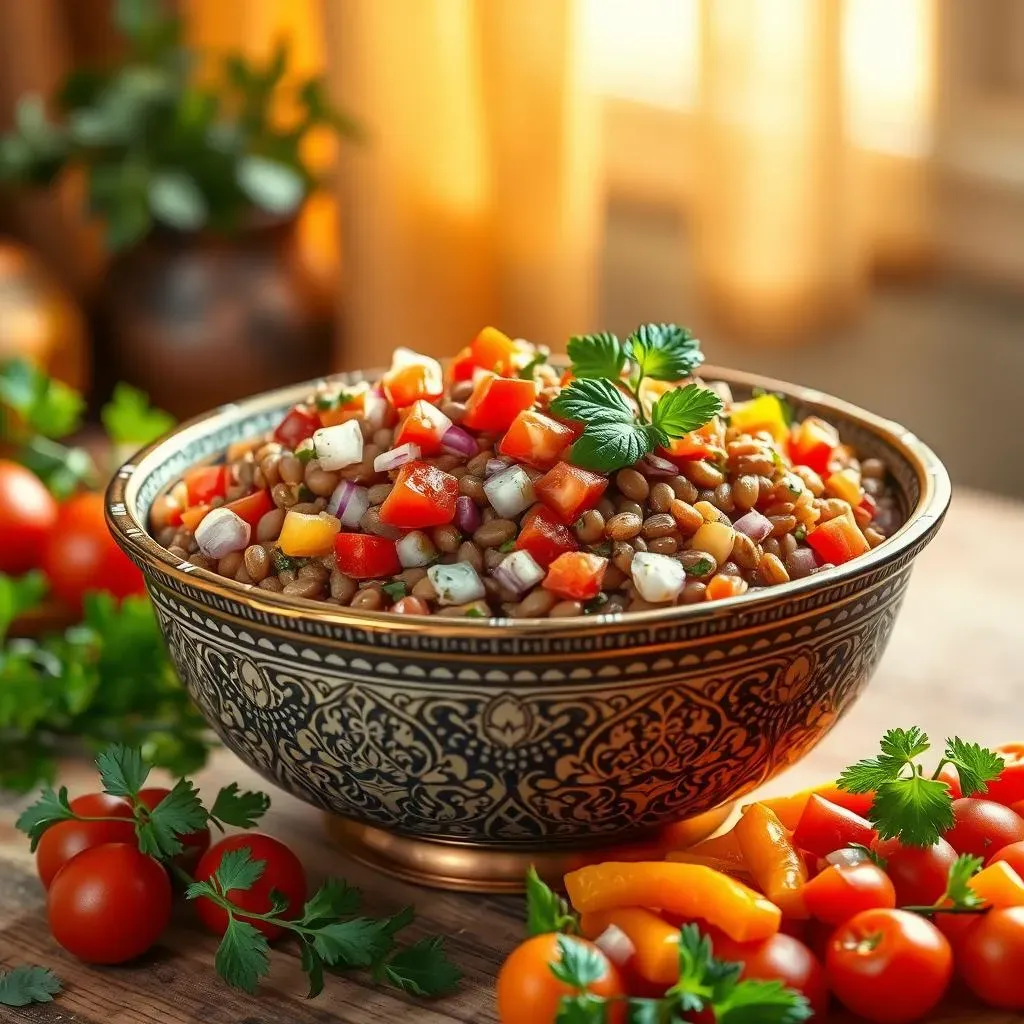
[518,351,549,380]
[555,995,608,1024]
[566,333,625,381]
[464,607,486,618]
[945,854,986,910]
[208,846,266,895]
[0,965,62,1007]
[499,539,517,553]
[101,382,175,448]
[716,979,812,1024]
[215,918,271,993]
[313,916,399,968]
[569,422,653,474]
[301,878,362,924]
[382,581,408,602]
[849,842,886,868]
[138,776,208,859]
[14,785,75,851]
[626,323,703,382]
[525,866,577,936]
[378,936,462,997]
[651,385,723,440]
[148,170,207,230]
[18,437,97,499]
[684,556,715,578]
[550,934,609,990]
[550,377,635,426]
[300,941,326,999]
[0,570,47,642]
[668,924,720,1012]
[96,742,150,798]
[837,727,931,794]
[942,738,1004,798]
[583,592,609,614]
[209,783,271,829]
[237,155,304,215]
[0,358,85,439]
[870,776,954,846]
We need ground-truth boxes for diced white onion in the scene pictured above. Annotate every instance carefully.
[630,551,687,603]
[491,550,545,596]
[594,925,636,967]
[327,481,370,528]
[374,442,421,473]
[397,530,438,568]
[825,847,871,868]
[195,507,250,559]
[312,420,363,471]
[363,389,390,432]
[483,465,535,518]
[413,401,452,441]
[428,562,485,606]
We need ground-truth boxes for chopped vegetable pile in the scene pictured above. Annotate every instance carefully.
[152,324,901,618]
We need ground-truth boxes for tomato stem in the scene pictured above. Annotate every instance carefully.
[902,904,989,917]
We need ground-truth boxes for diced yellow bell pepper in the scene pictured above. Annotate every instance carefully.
[730,393,789,444]
[826,468,863,507]
[277,511,341,557]
[691,521,736,567]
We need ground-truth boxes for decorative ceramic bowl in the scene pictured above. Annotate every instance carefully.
[106,367,950,891]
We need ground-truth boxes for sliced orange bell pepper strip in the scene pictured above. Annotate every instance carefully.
[564,862,780,943]
[580,908,680,986]
[969,861,1024,908]
[734,804,808,919]
[749,782,875,830]
[664,850,753,885]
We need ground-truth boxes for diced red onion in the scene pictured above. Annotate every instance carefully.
[733,509,773,543]
[594,925,636,967]
[195,507,250,559]
[485,457,511,478]
[640,453,678,477]
[397,530,438,568]
[455,495,481,534]
[374,442,421,473]
[826,847,870,868]
[441,424,479,457]
[327,481,370,528]
[491,550,544,596]
[427,562,485,605]
[312,420,363,471]
[483,465,535,518]
[786,547,821,580]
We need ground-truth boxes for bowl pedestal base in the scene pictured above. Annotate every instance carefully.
[324,803,734,893]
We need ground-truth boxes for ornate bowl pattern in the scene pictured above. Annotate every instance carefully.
[106,367,950,849]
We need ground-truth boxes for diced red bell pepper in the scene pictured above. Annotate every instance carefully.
[184,465,228,505]
[806,512,870,565]
[791,795,878,859]
[858,492,878,519]
[462,374,538,433]
[334,534,401,579]
[499,410,578,470]
[515,504,578,568]
[789,417,839,476]
[542,551,608,601]
[394,400,452,455]
[470,326,524,377]
[274,405,321,450]
[450,346,477,382]
[534,461,609,525]
[378,461,458,529]
[224,489,275,530]
[382,359,444,408]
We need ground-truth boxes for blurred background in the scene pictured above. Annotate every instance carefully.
[0,0,1020,496]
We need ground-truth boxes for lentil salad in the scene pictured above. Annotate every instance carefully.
[149,325,901,618]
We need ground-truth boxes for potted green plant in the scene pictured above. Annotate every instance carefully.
[0,0,359,418]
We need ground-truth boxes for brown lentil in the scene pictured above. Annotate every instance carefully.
[549,600,583,617]
[278,455,304,485]
[683,460,725,489]
[258,577,284,592]
[441,401,466,422]
[647,536,679,555]
[641,513,676,539]
[574,509,606,544]
[712,482,736,514]
[466,451,493,476]
[360,506,402,539]
[256,508,285,542]
[450,379,474,403]
[669,475,699,503]
[271,482,297,509]
[615,467,649,502]
[612,541,636,575]
[351,587,384,610]
[457,541,485,573]
[606,512,642,541]
[681,581,707,603]
[329,571,358,603]
[431,524,461,553]
[367,483,393,505]
[512,589,557,617]
[259,453,282,487]
[730,532,761,570]
[484,547,505,570]
[815,498,852,523]
[760,553,790,585]
[769,514,798,537]
[243,545,270,582]
[648,481,675,513]
[474,518,517,548]
[679,549,717,578]
[865,526,886,548]
[411,576,438,600]
[597,497,617,520]
[459,474,487,503]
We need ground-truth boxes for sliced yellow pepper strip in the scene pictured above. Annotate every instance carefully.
[734,803,808,919]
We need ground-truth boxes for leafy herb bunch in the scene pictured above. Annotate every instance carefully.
[0,0,359,249]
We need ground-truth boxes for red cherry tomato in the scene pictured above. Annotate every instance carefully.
[36,792,136,889]
[47,843,172,964]
[41,492,146,610]
[0,460,58,575]
[137,787,210,870]
[958,906,1024,1009]
[496,934,625,1024]
[826,908,952,1024]
[192,833,306,941]
[184,465,228,505]
[712,931,829,1019]
[223,489,274,530]
[499,411,577,471]
[936,762,962,799]
[944,798,1024,858]
[983,744,1024,807]
[462,374,538,433]
[803,862,896,926]
[988,839,1024,876]
[872,836,957,907]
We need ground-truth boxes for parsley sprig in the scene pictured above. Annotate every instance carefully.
[901,854,987,917]
[837,727,1004,847]
[554,324,722,473]
[0,965,62,1007]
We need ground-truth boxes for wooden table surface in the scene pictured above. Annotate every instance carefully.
[2,488,1022,1023]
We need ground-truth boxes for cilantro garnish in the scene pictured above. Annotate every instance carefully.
[101,382,175,448]
[499,539,517,553]
[838,728,1004,846]
[0,965,62,1007]
[518,350,549,380]
[209,783,272,830]
[382,581,408,602]
[0,358,84,439]
[903,854,987,917]
[685,556,716,578]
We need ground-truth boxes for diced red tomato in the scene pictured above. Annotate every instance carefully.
[378,461,458,529]
[462,374,538,433]
[382,358,444,408]
[470,326,524,377]
[806,512,870,565]
[559,369,575,387]
[534,461,609,525]
[499,411,578,470]
[450,346,477,382]
[334,534,401,579]
[543,551,608,601]
[791,795,877,859]
[515,505,578,568]
[184,466,228,505]
[274,405,320,449]
[789,417,838,476]
[394,400,452,455]
[223,489,274,530]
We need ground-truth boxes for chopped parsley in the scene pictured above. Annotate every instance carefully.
[382,581,408,602]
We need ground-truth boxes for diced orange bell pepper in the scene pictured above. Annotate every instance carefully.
[181,504,212,533]
[580,908,681,985]
[734,804,808,919]
[969,861,1024,908]
[462,373,538,433]
[470,326,522,377]
[277,510,340,558]
[449,346,477,382]
[789,416,838,475]
[564,862,781,943]
[806,511,870,565]
[749,782,876,830]
[685,829,747,871]
[542,551,608,601]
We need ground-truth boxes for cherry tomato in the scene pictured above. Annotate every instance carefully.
[712,932,829,1019]
[47,843,172,964]
[36,792,136,889]
[936,762,962,799]
[0,460,58,575]
[534,462,608,526]
[192,833,306,941]
[988,839,1024,876]
[984,744,1024,806]
[496,933,625,1024]
[137,787,210,871]
[944,798,1024,858]
[872,836,957,907]
[803,862,896,925]
[826,908,952,1024]
[41,491,145,610]
[958,906,1024,1009]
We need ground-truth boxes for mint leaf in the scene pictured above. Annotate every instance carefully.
[96,742,150,798]
[101,382,175,447]
[626,323,703,382]
[379,936,462,997]
[569,422,653,472]
[651,384,723,440]
[209,783,270,829]
[0,965,62,1006]
[215,918,270,993]
[567,333,625,380]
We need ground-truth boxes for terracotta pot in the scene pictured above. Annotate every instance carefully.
[100,214,334,420]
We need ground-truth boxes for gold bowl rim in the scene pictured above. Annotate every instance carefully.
[105,364,951,639]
